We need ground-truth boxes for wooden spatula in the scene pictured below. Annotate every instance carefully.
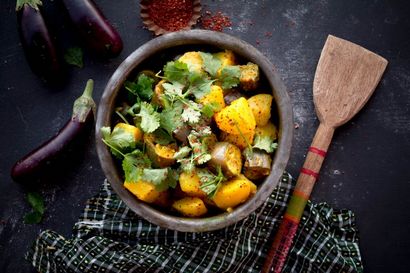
[262,35,388,273]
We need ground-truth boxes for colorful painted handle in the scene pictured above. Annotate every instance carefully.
[262,124,334,273]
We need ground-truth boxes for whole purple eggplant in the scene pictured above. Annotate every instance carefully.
[11,79,96,183]
[17,0,63,81]
[62,0,123,58]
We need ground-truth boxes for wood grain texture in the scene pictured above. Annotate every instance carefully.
[262,35,388,273]
[314,35,388,127]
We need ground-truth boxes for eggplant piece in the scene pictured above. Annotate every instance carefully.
[173,124,191,145]
[243,149,272,180]
[17,1,63,81]
[209,142,242,178]
[62,0,123,58]
[144,134,176,168]
[11,80,96,183]
[223,89,244,105]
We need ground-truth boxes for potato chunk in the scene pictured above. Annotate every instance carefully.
[124,180,160,203]
[215,97,256,135]
[248,94,273,126]
[213,176,252,210]
[179,171,207,198]
[220,131,254,150]
[178,52,203,73]
[172,197,208,217]
[198,85,226,111]
[239,62,259,91]
[255,121,278,141]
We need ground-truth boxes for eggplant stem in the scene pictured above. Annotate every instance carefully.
[72,79,96,122]
[16,0,42,11]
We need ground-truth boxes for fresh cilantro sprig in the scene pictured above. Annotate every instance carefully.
[136,102,160,133]
[198,166,226,198]
[64,47,83,68]
[101,126,137,158]
[200,52,221,77]
[218,66,241,89]
[124,74,155,101]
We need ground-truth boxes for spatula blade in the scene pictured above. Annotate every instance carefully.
[313,35,388,127]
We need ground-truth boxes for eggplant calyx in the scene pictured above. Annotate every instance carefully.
[72,79,96,122]
[16,0,43,11]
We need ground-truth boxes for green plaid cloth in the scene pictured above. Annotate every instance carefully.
[27,173,363,272]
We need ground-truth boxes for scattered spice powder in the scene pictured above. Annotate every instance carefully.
[146,0,194,31]
[201,11,232,32]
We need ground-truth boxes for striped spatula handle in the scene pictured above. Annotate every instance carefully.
[262,124,334,273]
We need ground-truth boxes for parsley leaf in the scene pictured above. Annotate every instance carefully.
[253,135,278,153]
[137,102,160,133]
[164,61,190,83]
[124,74,154,101]
[219,65,241,89]
[64,47,83,68]
[101,126,136,158]
[24,192,45,224]
[200,52,221,77]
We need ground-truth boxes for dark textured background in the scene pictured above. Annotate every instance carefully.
[1,0,409,272]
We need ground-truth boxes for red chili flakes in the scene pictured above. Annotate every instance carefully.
[200,11,232,32]
[146,0,194,31]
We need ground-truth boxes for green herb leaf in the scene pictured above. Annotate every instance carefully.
[24,211,42,224]
[173,146,192,159]
[152,128,174,145]
[253,135,278,153]
[201,102,222,118]
[141,168,169,191]
[64,47,83,68]
[125,74,155,101]
[164,61,190,83]
[219,65,241,89]
[160,102,183,135]
[122,150,151,182]
[27,192,44,214]
[101,126,136,158]
[198,167,226,198]
[137,102,160,133]
[200,52,222,77]
[182,107,201,124]
[165,168,179,189]
[188,73,214,99]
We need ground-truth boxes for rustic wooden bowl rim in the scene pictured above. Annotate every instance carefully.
[95,30,293,232]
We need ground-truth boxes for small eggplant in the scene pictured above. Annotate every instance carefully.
[17,0,63,81]
[62,0,123,58]
[243,149,272,180]
[209,142,242,178]
[11,80,96,183]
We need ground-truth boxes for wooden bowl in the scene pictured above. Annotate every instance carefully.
[95,30,293,232]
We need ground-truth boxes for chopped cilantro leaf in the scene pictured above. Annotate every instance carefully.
[182,107,201,124]
[253,135,278,153]
[160,102,183,135]
[101,126,136,158]
[200,52,222,77]
[141,168,169,191]
[219,65,241,89]
[137,102,160,133]
[188,75,214,99]
[124,74,154,101]
[173,146,192,159]
[201,102,222,118]
[164,61,190,83]
[198,167,226,198]
[152,128,174,145]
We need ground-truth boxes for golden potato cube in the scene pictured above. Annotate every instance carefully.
[179,171,207,198]
[178,52,203,73]
[239,62,259,91]
[153,190,171,207]
[172,197,208,217]
[255,121,278,141]
[124,180,160,203]
[114,123,143,143]
[198,85,226,110]
[220,131,254,150]
[212,176,251,210]
[215,97,256,135]
[248,94,273,126]
[213,50,236,67]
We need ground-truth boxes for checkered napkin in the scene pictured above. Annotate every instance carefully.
[27,173,363,272]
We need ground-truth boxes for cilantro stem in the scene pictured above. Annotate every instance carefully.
[115,111,129,124]
[101,138,126,158]
[234,122,253,151]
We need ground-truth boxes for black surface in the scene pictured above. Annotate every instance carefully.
[1,0,409,272]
